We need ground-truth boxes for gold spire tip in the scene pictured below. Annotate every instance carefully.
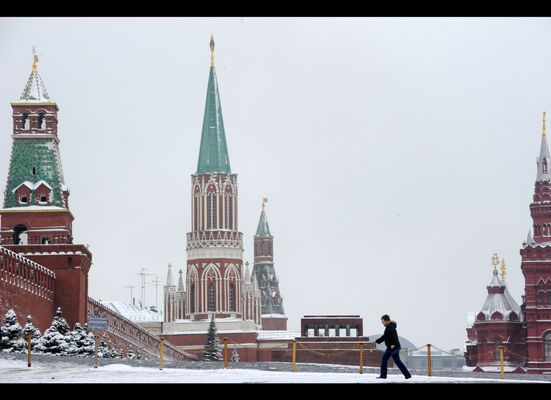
[491,253,499,270]
[500,258,507,280]
[32,46,39,73]
[543,111,547,137]
[210,35,215,66]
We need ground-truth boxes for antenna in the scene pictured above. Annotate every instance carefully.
[136,268,154,309]
[123,285,136,305]
[151,276,162,310]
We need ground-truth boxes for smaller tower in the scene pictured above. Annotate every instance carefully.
[242,261,261,326]
[252,198,287,330]
[465,254,526,372]
[164,263,176,323]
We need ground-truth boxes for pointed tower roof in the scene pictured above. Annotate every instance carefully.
[536,112,551,181]
[19,48,51,102]
[196,35,231,175]
[177,269,185,292]
[256,198,272,236]
[165,263,175,287]
[252,272,260,294]
[478,256,522,322]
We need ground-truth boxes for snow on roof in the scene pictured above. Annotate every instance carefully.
[262,313,287,318]
[100,301,163,322]
[257,330,300,340]
[0,206,66,211]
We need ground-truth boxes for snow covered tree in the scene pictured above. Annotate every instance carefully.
[67,322,95,356]
[35,307,71,355]
[21,315,41,351]
[98,338,122,358]
[0,309,24,352]
[231,345,240,362]
[203,314,222,361]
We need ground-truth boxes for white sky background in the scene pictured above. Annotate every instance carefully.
[1,17,551,350]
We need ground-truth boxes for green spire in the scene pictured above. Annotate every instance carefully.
[20,47,51,102]
[196,36,231,175]
[256,199,272,237]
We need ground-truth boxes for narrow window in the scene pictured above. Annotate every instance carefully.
[495,340,502,361]
[190,283,195,313]
[38,112,45,130]
[208,284,216,311]
[229,284,236,312]
[539,291,546,306]
[32,167,36,175]
[548,291,551,307]
[40,196,47,203]
[207,193,217,230]
[20,196,28,204]
[225,195,232,230]
[545,333,551,361]
[21,113,29,129]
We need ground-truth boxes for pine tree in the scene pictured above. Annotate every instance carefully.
[231,345,240,362]
[67,322,95,356]
[0,309,24,352]
[35,307,71,355]
[21,315,41,351]
[98,338,122,358]
[203,314,222,361]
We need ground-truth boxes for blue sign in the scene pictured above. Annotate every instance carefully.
[88,316,108,329]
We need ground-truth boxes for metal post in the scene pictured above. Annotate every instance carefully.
[427,344,432,377]
[292,339,297,372]
[224,338,228,369]
[27,333,31,367]
[159,338,164,370]
[359,343,364,374]
[499,346,504,379]
[94,336,99,368]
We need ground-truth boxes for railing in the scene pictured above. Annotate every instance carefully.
[87,297,197,361]
[0,245,55,301]
[187,231,243,249]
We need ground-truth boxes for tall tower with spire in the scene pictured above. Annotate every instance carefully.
[252,198,287,330]
[0,50,92,328]
[185,36,247,322]
[520,112,551,374]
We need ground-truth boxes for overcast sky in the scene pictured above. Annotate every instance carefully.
[1,17,551,350]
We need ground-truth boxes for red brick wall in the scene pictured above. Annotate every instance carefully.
[262,317,287,330]
[0,247,56,332]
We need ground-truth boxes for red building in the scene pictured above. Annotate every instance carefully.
[467,113,551,374]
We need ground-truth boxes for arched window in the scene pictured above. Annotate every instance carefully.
[190,283,195,313]
[208,284,216,311]
[225,194,232,230]
[38,112,45,130]
[495,340,502,361]
[229,284,236,312]
[207,193,217,230]
[539,291,545,306]
[21,113,29,130]
[545,333,551,361]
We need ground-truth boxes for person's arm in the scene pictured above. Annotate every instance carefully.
[375,334,385,344]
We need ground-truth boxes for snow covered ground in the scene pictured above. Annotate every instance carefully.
[1,358,549,383]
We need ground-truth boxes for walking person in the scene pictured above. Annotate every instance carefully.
[375,314,411,379]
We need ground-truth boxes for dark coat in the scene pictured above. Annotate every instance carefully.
[375,321,401,350]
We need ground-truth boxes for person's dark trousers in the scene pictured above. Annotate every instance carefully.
[379,348,412,378]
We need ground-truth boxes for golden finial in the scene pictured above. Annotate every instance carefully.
[209,34,215,67]
[262,197,268,211]
[500,258,507,281]
[543,112,547,137]
[32,46,39,73]
[491,253,500,271]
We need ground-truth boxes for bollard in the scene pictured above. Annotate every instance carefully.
[27,333,31,368]
[94,336,99,369]
[224,338,228,369]
[427,344,432,377]
[159,338,165,370]
[359,343,364,374]
[291,339,297,372]
[499,346,504,379]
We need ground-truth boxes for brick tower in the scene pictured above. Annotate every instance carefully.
[252,198,287,330]
[520,112,551,373]
[0,50,92,329]
[185,36,246,321]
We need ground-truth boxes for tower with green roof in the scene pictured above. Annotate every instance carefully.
[252,198,287,330]
[184,36,260,325]
[0,50,92,330]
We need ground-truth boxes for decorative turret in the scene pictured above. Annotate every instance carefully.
[530,112,551,244]
[177,269,185,292]
[252,199,287,330]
